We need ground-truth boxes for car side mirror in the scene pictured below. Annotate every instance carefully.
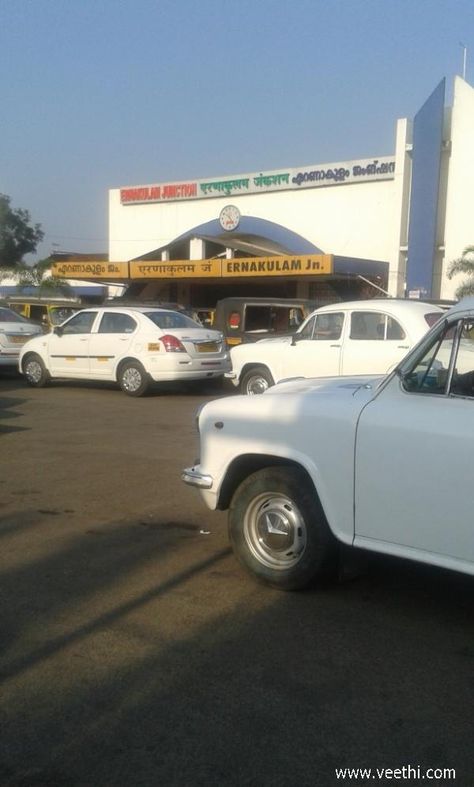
[54,326,63,337]
[291,334,300,346]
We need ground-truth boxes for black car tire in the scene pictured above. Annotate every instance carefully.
[117,360,150,397]
[240,366,274,395]
[22,353,50,388]
[229,466,337,590]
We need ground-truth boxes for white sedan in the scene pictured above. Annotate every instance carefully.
[19,306,231,396]
[226,298,444,394]
[183,298,474,590]
[0,306,43,366]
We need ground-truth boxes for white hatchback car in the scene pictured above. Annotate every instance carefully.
[0,305,43,366]
[227,299,444,394]
[19,306,230,396]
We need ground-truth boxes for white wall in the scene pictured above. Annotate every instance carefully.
[442,77,474,299]
[109,164,398,268]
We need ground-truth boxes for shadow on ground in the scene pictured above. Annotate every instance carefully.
[1,506,473,786]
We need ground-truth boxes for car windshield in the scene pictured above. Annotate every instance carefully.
[145,310,202,329]
[50,307,77,325]
[0,307,30,323]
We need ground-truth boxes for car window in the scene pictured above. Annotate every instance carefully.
[0,307,29,323]
[350,311,406,340]
[298,315,316,339]
[400,319,468,395]
[50,307,77,325]
[450,320,474,397]
[386,316,405,339]
[98,312,137,334]
[424,312,443,328]
[61,311,97,335]
[145,311,200,329]
[313,312,344,340]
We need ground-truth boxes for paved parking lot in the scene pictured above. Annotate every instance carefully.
[1,371,473,786]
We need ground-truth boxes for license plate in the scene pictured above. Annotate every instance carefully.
[8,335,27,344]
[196,342,218,353]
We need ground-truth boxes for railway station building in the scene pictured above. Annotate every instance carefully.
[53,76,474,308]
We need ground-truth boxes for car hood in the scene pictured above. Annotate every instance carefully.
[263,373,385,396]
[255,335,294,345]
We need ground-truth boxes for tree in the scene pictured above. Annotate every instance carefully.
[447,245,474,299]
[20,258,73,295]
[0,257,73,296]
[0,193,44,267]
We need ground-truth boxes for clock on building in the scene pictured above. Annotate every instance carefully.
[219,205,241,231]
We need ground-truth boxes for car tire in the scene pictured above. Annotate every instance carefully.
[22,353,50,388]
[117,360,150,397]
[228,466,337,590]
[240,366,274,395]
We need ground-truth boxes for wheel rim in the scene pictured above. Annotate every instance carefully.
[122,366,142,392]
[25,359,43,384]
[243,492,307,570]
[246,374,269,395]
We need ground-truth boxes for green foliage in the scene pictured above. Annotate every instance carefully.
[447,246,474,299]
[0,193,44,267]
[0,257,73,296]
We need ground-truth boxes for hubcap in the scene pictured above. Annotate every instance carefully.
[26,359,42,384]
[246,375,269,395]
[243,493,307,570]
[122,367,142,392]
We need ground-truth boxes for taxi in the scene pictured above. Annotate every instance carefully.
[19,306,230,396]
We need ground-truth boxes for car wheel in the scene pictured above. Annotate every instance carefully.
[23,353,50,388]
[118,361,150,397]
[229,466,337,590]
[240,366,274,395]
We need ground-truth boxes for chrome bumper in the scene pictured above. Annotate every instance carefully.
[181,467,213,489]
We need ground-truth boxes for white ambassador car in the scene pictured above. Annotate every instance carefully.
[227,299,444,394]
[183,298,474,590]
[0,305,43,366]
[19,306,230,396]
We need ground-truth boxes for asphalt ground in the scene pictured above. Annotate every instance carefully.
[0,370,473,786]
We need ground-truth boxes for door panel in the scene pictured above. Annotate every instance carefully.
[279,312,344,380]
[89,312,137,377]
[355,376,474,563]
[341,311,410,375]
[48,333,91,376]
[47,311,97,376]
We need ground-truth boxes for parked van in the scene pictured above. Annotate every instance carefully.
[213,297,316,345]
[6,297,81,331]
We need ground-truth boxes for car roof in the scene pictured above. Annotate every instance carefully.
[216,297,315,306]
[314,298,444,315]
[444,296,474,316]
[81,305,186,315]
[6,296,81,305]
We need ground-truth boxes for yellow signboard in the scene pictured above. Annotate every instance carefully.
[52,261,130,279]
[129,259,222,279]
[51,255,333,281]
[222,254,333,277]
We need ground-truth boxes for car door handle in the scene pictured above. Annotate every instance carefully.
[330,344,341,348]
[397,345,409,349]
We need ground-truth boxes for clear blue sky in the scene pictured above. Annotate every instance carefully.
[1,0,473,261]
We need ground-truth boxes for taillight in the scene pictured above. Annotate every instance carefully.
[161,334,186,352]
[228,312,240,329]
